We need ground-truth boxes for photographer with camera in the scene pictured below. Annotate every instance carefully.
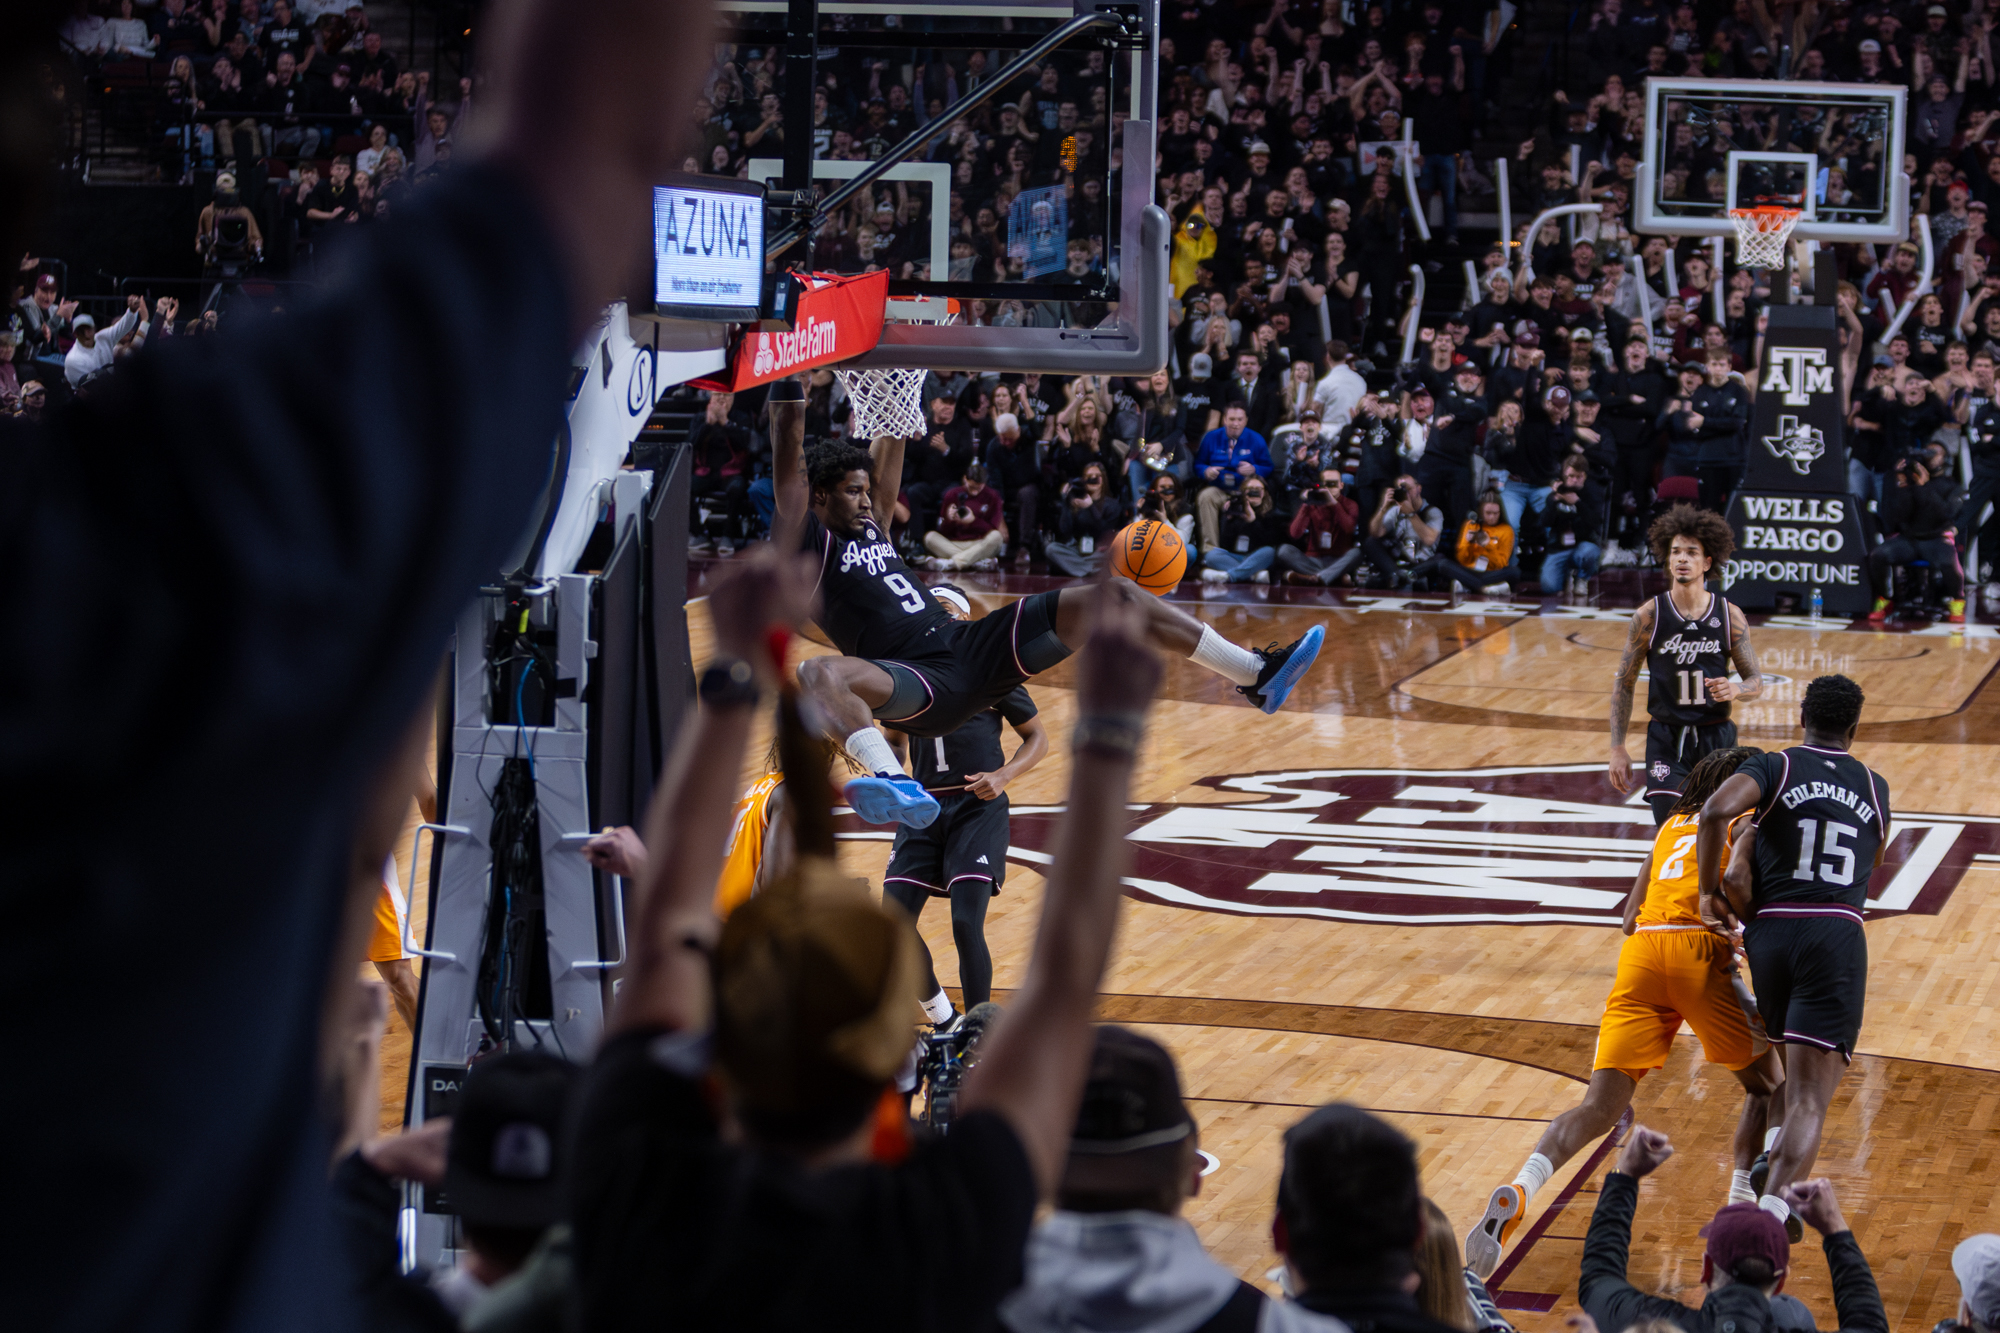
[924,462,1009,572]
[1362,474,1444,589]
[1200,475,1284,583]
[1410,490,1517,595]
[1540,455,1606,594]
[1343,391,1405,519]
[1193,403,1273,552]
[1279,470,1363,585]
[1279,409,1339,496]
[1045,463,1125,578]
[1421,359,1492,531]
[1868,442,1967,622]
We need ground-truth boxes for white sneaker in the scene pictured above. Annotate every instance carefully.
[1600,543,1637,568]
[1252,570,1270,584]
[1200,567,1228,583]
[973,557,999,571]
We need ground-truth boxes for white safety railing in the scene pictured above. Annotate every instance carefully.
[1710,237,1726,324]
[1514,203,1602,286]
[1879,214,1936,348]
[1402,119,1432,243]
[1462,259,1480,310]
[401,822,471,962]
[1399,263,1427,364]
[1496,157,1513,259]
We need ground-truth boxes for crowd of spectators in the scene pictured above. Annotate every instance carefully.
[673,0,2000,612]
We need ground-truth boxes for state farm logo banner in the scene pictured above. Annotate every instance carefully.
[731,269,888,391]
[838,765,1997,927]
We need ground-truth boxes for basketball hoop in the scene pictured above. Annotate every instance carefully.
[833,297,957,440]
[1728,205,1803,270]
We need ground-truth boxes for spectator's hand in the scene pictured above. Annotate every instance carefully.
[1076,579,1163,717]
[930,431,949,452]
[1554,89,1569,103]
[56,300,77,320]
[416,70,430,86]
[1615,1124,1674,1178]
[1780,1179,1849,1236]
[127,294,147,316]
[459,75,473,98]
[1204,466,1221,481]
[1912,459,1932,485]
[359,1117,451,1185]
[1687,412,1704,428]
[1434,414,1454,429]
[266,72,277,85]
[706,543,816,684]
[1237,460,1257,476]
[583,825,649,880]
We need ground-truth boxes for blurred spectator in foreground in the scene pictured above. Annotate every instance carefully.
[1273,1104,1467,1333]
[569,563,1164,1332]
[1951,1235,2000,1333]
[1000,1026,1348,1333]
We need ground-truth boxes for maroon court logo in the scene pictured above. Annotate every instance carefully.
[973,765,1998,927]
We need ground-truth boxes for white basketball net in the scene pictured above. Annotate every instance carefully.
[832,299,956,440]
[1729,207,1803,270]
[833,366,929,440]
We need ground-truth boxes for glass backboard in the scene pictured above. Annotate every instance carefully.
[1635,77,1906,242]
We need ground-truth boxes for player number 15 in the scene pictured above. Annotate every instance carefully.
[1793,818,1858,886]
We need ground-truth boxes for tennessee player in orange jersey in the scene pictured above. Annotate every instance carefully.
[1465,746,1787,1280]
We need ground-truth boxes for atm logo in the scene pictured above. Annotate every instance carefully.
[1761,348,1834,406]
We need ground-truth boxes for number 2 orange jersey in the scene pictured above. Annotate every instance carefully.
[1634,809,1745,929]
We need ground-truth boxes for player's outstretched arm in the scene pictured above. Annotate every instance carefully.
[1607,600,1655,794]
[1707,604,1764,703]
[958,582,1162,1198]
[868,432,907,522]
[1696,772,1762,935]
[769,378,808,551]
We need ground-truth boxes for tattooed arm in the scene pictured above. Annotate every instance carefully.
[1607,599,1656,795]
[1705,604,1764,703]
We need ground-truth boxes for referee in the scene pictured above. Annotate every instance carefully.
[883,585,1048,1028]
[1696,675,1889,1242]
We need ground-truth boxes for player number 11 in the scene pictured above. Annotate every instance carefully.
[1674,669,1706,707]
[1792,818,1858,885]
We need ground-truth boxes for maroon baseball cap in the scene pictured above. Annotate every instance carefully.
[1544,384,1571,407]
[1701,1203,1791,1277]
[35,274,56,291]
[1511,320,1541,348]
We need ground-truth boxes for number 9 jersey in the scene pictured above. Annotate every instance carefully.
[802,512,955,660]
[1742,745,1891,914]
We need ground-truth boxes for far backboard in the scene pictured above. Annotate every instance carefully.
[1635,77,1906,242]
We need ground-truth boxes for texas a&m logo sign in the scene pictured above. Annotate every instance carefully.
[988,765,1999,926]
[1760,347,1834,407]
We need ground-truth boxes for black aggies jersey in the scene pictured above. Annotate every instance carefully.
[908,687,1038,790]
[1743,745,1891,914]
[802,512,955,661]
[1647,590,1735,725]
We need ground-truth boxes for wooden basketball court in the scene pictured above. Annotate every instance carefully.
[381,576,2000,1329]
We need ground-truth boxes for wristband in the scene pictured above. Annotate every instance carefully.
[698,657,761,709]
[1072,712,1146,760]
[767,378,805,403]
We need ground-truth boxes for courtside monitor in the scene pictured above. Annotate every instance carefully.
[1635,77,1906,242]
[650,173,767,322]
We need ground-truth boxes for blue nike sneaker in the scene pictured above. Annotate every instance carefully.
[1239,623,1325,715]
[845,775,941,828]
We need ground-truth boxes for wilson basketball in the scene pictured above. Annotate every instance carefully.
[1110,519,1188,596]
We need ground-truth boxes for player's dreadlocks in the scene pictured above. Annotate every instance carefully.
[1801,673,1866,737]
[1669,745,1763,818]
[1646,503,1736,568]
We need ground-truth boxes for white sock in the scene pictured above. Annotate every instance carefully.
[1513,1152,1554,1203]
[1763,1126,1783,1152]
[845,726,902,778]
[1729,1169,1756,1205]
[1190,625,1263,688]
[1758,1194,1792,1225]
[920,988,954,1024]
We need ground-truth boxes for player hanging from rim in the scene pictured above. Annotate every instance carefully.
[881,584,1049,1031]
[1697,674,1888,1244]
[1464,745,1788,1280]
[1608,505,1764,825]
[768,377,1325,829]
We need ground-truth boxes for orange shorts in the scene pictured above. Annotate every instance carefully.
[366,857,408,964]
[1593,927,1765,1078]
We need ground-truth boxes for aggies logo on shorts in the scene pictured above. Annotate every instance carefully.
[988,765,2000,928]
[1651,760,1672,782]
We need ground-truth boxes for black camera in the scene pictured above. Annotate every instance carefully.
[1308,488,1331,505]
[1064,479,1090,501]
[1393,482,1410,502]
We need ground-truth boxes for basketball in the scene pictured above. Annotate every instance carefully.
[1110,519,1188,596]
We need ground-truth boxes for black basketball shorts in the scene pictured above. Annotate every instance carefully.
[870,590,1068,740]
[1643,719,1738,823]
[1744,907,1868,1060]
[884,791,1012,898]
